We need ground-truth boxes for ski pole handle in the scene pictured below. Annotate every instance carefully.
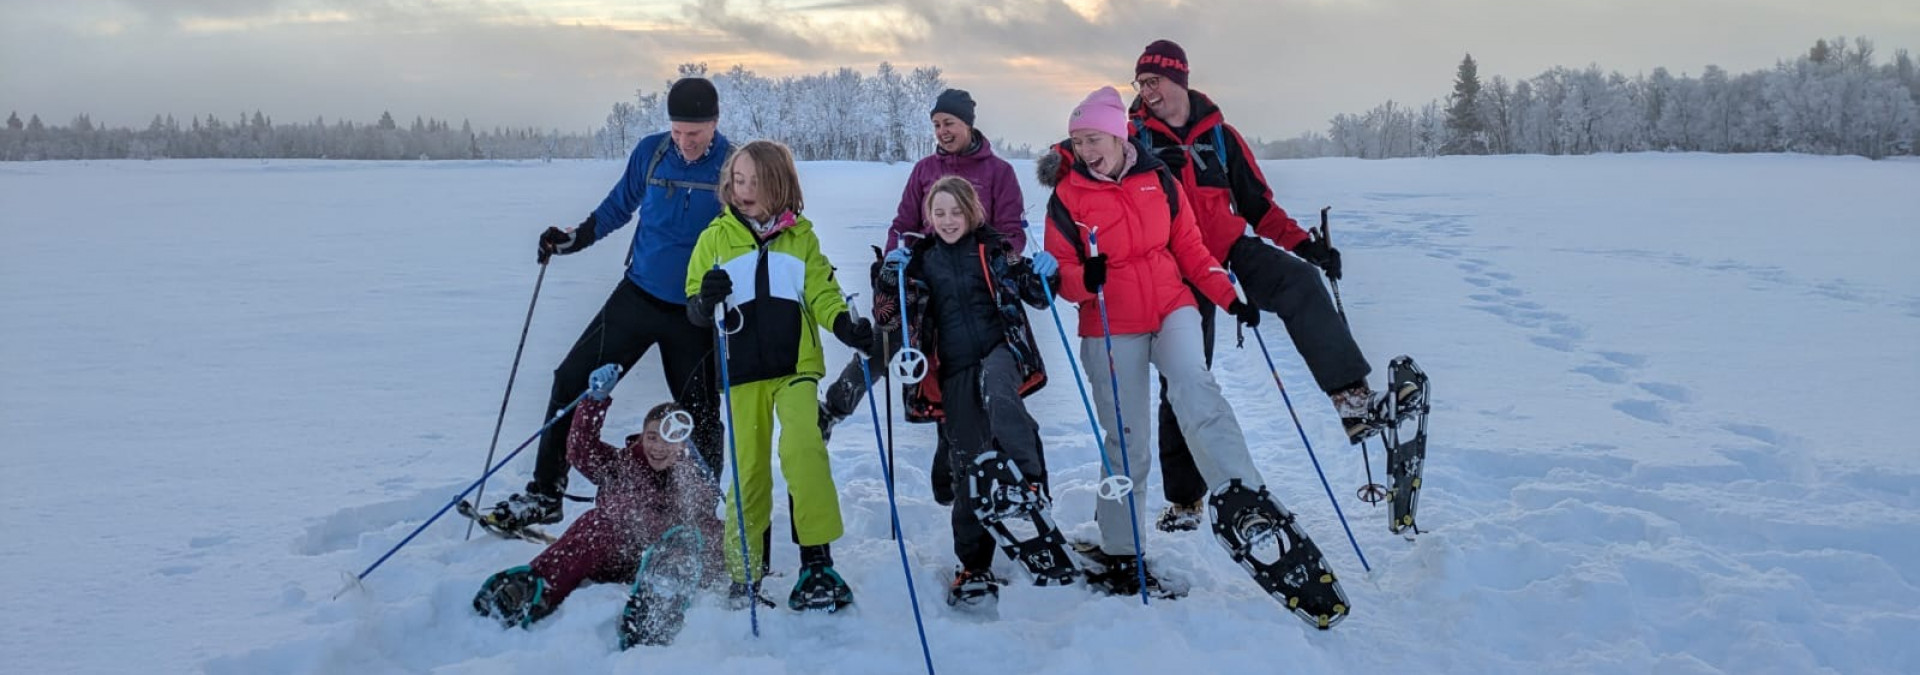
[843,292,864,322]
[1220,268,1248,305]
[1318,206,1331,242]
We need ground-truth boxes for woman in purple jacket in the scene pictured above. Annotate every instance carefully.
[817,89,1030,504]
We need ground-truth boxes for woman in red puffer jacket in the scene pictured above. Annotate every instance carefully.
[1039,86,1286,598]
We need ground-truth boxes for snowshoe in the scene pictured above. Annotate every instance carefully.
[788,564,854,613]
[945,567,1000,610]
[968,451,1077,586]
[725,581,777,610]
[1069,541,1189,599]
[457,499,556,544]
[618,525,705,649]
[1155,500,1205,533]
[1208,480,1349,630]
[473,566,554,628]
[1382,355,1431,535]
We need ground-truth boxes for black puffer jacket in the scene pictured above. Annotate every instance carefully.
[889,227,1055,423]
[917,230,1009,374]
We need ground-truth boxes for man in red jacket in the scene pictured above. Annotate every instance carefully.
[1129,39,1401,532]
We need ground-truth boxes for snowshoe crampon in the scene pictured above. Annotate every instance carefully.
[969,451,1077,586]
[1208,481,1350,630]
[619,525,705,649]
[1382,355,1431,535]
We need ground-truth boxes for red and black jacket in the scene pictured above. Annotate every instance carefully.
[1129,89,1310,261]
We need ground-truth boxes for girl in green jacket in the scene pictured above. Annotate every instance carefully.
[685,139,876,612]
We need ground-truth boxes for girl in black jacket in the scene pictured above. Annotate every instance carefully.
[888,175,1072,610]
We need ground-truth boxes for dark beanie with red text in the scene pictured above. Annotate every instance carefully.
[1135,39,1190,89]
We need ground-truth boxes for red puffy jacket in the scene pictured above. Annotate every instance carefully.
[1130,90,1309,261]
[1041,138,1237,337]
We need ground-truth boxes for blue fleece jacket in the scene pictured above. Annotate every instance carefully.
[589,131,731,304]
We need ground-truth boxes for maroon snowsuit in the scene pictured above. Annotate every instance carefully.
[527,397,725,606]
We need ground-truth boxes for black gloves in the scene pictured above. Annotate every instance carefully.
[688,268,732,327]
[537,215,598,263]
[1291,234,1342,281]
[833,312,876,353]
[699,268,732,308]
[1082,254,1109,292]
[1228,300,1262,328]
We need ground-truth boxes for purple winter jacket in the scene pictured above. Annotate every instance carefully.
[884,131,1028,252]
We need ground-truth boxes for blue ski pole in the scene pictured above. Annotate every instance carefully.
[849,294,936,675]
[710,278,762,637]
[888,236,930,389]
[337,390,589,599]
[1084,229,1150,605]
[1229,272,1371,574]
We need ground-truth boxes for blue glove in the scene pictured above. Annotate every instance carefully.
[883,247,910,270]
[586,363,622,400]
[1029,251,1059,278]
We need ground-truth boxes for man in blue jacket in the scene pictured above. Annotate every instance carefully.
[482,78,731,530]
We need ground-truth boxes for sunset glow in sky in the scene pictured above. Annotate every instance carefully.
[4,0,1916,146]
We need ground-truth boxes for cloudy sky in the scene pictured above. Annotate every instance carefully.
[3,0,1916,147]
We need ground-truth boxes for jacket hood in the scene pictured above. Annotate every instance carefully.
[1036,143,1067,189]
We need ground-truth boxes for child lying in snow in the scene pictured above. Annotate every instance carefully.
[474,364,723,629]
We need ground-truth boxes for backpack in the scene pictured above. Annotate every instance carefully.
[1139,124,1229,176]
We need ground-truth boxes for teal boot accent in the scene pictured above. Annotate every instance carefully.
[788,564,854,612]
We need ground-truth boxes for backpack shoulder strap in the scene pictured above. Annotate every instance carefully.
[1157,168,1180,221]
[645,136,719,192]
[1046,192,1091,263]
[1212,125,1229,177]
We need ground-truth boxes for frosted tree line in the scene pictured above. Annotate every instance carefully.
[9,38,1910,162]
[0,110,595,161]
[1,62,963,162]
[1270,37,1919,160]
[593,62,960,162]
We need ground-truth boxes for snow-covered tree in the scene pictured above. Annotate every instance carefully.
[1312,36,1917,159]
[1443,54,1487,154]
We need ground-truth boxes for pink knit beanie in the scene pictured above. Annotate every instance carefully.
[1068,86,1128,138]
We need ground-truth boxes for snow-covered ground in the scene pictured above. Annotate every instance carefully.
[2,153,1915,674]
